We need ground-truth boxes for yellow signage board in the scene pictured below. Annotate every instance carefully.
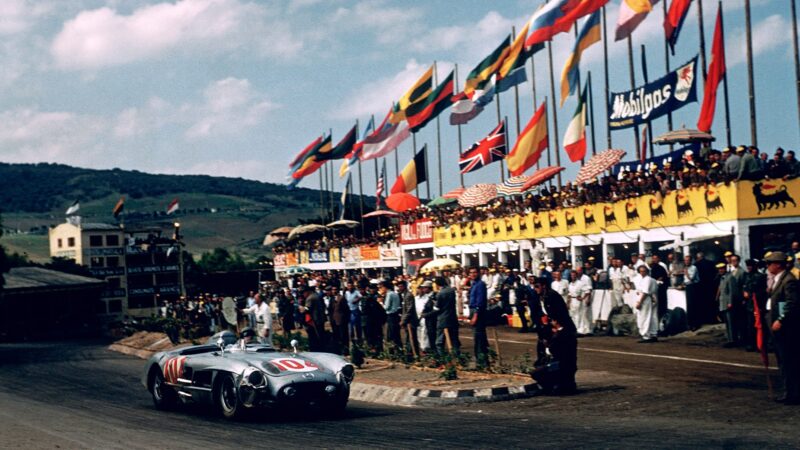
[737,179,800,220]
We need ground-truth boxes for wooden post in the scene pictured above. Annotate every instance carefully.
[444,327,454,353]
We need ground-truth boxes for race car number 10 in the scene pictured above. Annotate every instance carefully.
[271,358,318,372]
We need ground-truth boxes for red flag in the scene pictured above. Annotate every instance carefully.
[752,293,769,368]
[664,0,692,54]
[640,125,648,164]
[697,5,726,133]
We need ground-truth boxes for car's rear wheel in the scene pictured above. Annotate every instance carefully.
[151,370,177,410]
[217,374,244,419]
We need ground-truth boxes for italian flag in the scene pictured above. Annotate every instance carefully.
[563,82,588,163]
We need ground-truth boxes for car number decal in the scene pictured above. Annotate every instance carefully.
[163,356,187,383]
[270,358,318,373]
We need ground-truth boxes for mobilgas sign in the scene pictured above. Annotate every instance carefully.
[608,56,697,130]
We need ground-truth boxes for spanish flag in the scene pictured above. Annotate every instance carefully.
[507,102,548,177]
[391,145,427,194]
[390,65,434,124]
[560,11,600,106]
[112,196,125,218]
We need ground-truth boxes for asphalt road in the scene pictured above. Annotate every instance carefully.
[1,333,799,449]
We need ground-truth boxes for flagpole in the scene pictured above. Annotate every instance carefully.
[329,159,336,222]
[434,61,443,197]
[323,161,329,222]
[626,36,641,155]
[588,71,597,157]
[394,143,400,179]
[358,158,364,236]
[412,132,419,197]
[573,22,584,167]
[512,26,523,141]
[319,169,325,222]
[602,5,612,149]
[792,0,800,138]
[662,0,674,137]
[374,158,379,207]
[455,63,465,188]
[744,0,758,146]
[641,44,654,159]
[697,0,708,82]
[496,77,506,183]
[720,0,732,147]
[547,41,562,187]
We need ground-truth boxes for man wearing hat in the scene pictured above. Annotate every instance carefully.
[737,145,761,181]
[433,276,461,355]
[718,255,746,347]
[299,286,326,352]
[764,251,800,404]
[379,280,402,351]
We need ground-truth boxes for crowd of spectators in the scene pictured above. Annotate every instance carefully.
[273,224,398,254]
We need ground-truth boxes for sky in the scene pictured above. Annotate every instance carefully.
[0,0,795,199]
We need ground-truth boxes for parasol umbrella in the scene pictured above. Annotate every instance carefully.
[386,192,421,212]
[283,266,311,276]
[458,183,497,207]
[521,166,565,191]
[362,209,400,218]
[442,187,466,199]
[268,226,293,235]
[653,127,715,145]
[496,175,535,196]
[420,258,462,274]
[427,196,457,207]
[262,235,285,246]
[326,219,359,228]
[574,149,627,184]
[287,224,327,241]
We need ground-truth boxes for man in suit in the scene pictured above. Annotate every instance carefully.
[721,255,746,347]
[765,251,800,404]
[380,280,402,351]
[530,278,578,394]
[468,267,489,364]
[433,276,460,355]
[299,286,326,351]
[397,280,420,356]
[328,285,350,355]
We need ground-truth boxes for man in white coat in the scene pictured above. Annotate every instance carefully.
[568,271,592,335]
[634,265,659,343]
[241,294,273,346]
[608,258,626,308]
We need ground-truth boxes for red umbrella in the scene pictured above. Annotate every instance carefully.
[362,209,400,218]
[458,184,497,207]
[521,166,565,191]
[386,192,421,212]
[442,187,465,199]
[575,149,626,184]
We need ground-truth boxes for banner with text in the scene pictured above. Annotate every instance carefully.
[400,219,434,244]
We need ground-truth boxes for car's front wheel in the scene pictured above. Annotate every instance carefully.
[217,374,244,419]
[151,370,177,410]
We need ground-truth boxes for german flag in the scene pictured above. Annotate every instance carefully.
[390,65,434,124]
[406,71,454,133]
[507,102,548,176]
[112,196,125,218]
[391,145,427,194]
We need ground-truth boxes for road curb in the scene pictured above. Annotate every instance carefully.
[350,380,540,407]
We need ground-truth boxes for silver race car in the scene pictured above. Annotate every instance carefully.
[142,329,355,419]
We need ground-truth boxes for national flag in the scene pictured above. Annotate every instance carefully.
[289,135,323,170]
[507,102,548,176]
[697,5,726,133]
[317,125,357,161]
[340,174,351,220]
[406,70,454,133]
[497,23,543,94]
[361,108,411,161]
[291,133,332,180]
[449,98,485,125]
[525,0,609,48]
[340,117,375,178]
[752,293,770,369]
[391,145,427,194]
[65,200,79,215]
[560,11,601,106]
[461,36,511,100]
[664,0,692,55]
[166,198,179,215]
[459,122,507,174]
[376,160,386,208]
[616,0,659,41]
[390,65,434,124]
[112,197,125,218]
[563,83,588,162]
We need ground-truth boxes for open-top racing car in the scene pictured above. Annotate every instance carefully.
[142,329,355,419]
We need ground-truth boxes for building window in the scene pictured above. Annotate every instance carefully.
[57,238,63,248]
[89,235,103,247]
[106,235,119,246]
[106,277,121,289]
[67,237,75,247]
[90,256,103,267]
[106,256,120,268]
[108,300,123,313]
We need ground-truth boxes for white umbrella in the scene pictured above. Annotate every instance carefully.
[287,224,327,241]
[326,219,359,228]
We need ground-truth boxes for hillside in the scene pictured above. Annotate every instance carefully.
[0,162,365,262]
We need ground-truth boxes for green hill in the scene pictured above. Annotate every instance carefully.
[0,162,365,262]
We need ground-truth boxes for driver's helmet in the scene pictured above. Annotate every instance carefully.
[239,327,257,344]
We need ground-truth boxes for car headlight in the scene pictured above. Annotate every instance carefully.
[242,367,268,389]
[337,364,355,384]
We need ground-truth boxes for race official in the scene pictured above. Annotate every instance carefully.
[567,271,592,336]
[765,252,800,405]
[634,265,659,343]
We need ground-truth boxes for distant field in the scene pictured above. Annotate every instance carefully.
[2,233,50,262]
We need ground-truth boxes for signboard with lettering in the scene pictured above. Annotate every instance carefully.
[309,251,329,263]
[400,219,434,244]
[360,245,380,261]
[273,254,287,268]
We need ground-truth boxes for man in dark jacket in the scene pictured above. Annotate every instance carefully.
[397,280,420,355]
[433,276,460,355]
[530,277,577,394]
[765,252,800,404]
[328,285,350,355]
[299,286,326,351]
[361,283,386,354]
[468,268,489,362]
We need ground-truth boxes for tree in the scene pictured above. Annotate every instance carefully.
[197,248,247,273]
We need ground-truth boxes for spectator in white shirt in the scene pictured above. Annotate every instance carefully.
[241,294,272,346]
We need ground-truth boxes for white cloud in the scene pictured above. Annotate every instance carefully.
[0,0,52,35]
[185,77,278,139]
[112,97,171,138]
[165,159,271,180]
[332,0,423,44]
[727,14,792,67]
[50,0,302,70]
[410,11,517,56]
